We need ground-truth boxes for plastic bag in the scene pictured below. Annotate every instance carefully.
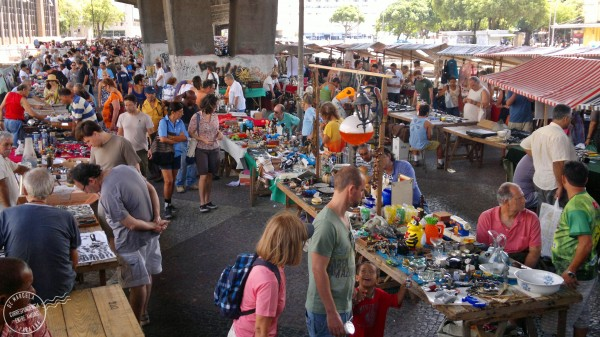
[539,200,562,258]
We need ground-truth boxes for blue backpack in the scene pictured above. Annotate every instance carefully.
[214,253,281,319]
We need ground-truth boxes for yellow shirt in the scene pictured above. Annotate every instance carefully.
[141,99,165,133]
[324,118,345,152]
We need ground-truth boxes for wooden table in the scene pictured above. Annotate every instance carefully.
[77,226,118,286]
[389,112,478,143]
[355,244,582,337]
[442,125,519,169]
[277,181,320,218]
[45,285,144,337]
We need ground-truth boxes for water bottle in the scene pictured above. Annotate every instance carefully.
[21,138,37,168]
[41,130,48,149]
[342,146,349,164]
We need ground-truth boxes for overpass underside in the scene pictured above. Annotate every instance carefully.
[129,0,278,81]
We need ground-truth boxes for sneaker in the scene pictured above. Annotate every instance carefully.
[205,202,218,210]
[140,313,150,326]
[199,205,210,213]
[164,206,174,219]
[176,186,185,193]
[187,183,199,190]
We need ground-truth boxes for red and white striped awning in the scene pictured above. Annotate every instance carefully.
[480,56,600,108]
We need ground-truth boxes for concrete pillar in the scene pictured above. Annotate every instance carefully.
[35,0,45,37]
[162,0,214,56]
[138,0,168,66]
[229,0,277,55]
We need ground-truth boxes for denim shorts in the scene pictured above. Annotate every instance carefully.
[305,310,352,337]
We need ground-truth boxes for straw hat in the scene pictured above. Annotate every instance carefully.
[46,74,58,82]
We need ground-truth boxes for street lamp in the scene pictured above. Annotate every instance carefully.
[339,88,374,145]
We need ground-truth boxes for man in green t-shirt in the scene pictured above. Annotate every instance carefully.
[543,161,600,336]
[267,104,300,136]
[306,166,364,337]
[413,70,433,106]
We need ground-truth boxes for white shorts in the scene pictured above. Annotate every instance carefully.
[119,236,162,288]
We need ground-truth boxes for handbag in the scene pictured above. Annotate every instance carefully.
[150,131,175,166]
[186,112,200,161]
[539,200,562,258]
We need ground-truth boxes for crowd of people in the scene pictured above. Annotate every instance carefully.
[0,38,598,337]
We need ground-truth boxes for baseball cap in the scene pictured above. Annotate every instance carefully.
[144,86,156,94]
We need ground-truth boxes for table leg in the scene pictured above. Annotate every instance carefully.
[557,309,567,337]
[478,144,485,168]
[99,270,107,286]
[462,321,472,337]
[525,317,538,337]
[444,131,451,169]
[448,135,461,169]
[494,321,508,337]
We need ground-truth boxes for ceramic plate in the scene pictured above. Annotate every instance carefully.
[318,187,335,194]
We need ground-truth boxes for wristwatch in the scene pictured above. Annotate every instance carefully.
[567,270,576,278]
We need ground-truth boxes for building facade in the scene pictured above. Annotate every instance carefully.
[0,0,59,45]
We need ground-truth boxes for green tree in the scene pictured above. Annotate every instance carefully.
[553,0,583,24]
[376,0,436,39]
[82,0,125,39]
[330,5,365,40]
[513,0,550,45]
[58,0,82,37]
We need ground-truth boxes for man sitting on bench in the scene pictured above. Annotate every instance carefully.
[409,104,444,169]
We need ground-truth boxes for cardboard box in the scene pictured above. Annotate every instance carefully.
[392,137,410,161]
[391,174,413,206]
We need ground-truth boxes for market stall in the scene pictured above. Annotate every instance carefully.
[480,57,600,118]
[474,46,564,67]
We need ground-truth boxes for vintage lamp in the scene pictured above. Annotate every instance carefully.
[339,88,374,145]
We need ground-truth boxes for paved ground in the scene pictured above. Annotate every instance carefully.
[93,146,599,337]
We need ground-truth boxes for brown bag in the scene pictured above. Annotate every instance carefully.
[388,123,410,143]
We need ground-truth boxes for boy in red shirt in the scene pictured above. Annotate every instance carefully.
[351,262,409,337]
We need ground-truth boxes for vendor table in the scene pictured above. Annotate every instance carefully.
[355,244,582,337]
[505,147,600,202]
[45,284,144,337]
[218,87,266,110]
[77,225,118,286]
[277,181,319,218]
[388,112,478,129]
[442,125,519,169]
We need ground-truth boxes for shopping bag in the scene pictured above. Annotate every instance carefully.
[539,200,562,258]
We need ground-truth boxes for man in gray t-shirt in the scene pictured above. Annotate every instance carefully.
[75,120,141,171]
[70,163,168,324]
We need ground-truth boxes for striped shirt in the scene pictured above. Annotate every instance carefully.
[70,95,97,122]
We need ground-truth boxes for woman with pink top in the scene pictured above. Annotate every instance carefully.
[188,94,223,213]
[228,211,308,337]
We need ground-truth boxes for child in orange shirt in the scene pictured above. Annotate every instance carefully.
[351,262,409,337]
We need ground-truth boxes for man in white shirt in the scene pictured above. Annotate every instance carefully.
[117,95,154,178]
[155,61,165,100]
[60,63,70,80]
[205,66,219,88]
[387,63,403,103]
[520,104,577,210]
[0,132,29,211]
[18,64,30,83]
[224,74,246,112]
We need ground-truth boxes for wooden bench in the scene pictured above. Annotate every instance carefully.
[45,285,144,337]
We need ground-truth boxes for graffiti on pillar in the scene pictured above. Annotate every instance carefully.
[197,61,267,83]
[159,53,170,67]
[173,58,198,80]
